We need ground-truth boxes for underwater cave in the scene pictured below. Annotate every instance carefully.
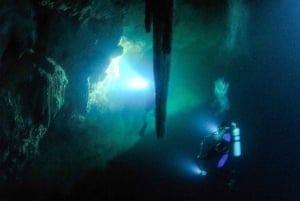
[1,0,300,201]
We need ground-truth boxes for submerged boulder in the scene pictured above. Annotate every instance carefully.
[0,51,68,182]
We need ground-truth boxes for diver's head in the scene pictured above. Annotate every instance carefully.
[213,121,232,140]
[219,121,231,129]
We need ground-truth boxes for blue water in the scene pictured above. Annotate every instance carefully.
[100,2,300,200]
[3,1,300,201]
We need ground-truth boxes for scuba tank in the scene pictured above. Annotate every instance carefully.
[231,122,241,157]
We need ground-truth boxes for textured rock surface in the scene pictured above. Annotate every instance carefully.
[0,0,124,183]
[0,0,249,192]
[0,51,68,182]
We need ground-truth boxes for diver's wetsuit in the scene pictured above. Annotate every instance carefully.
[197,121,239,189]
[198,122,232,165]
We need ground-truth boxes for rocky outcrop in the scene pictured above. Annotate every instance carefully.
[0,0,126,183]
[35,0,128,24]
[0,51,68,182]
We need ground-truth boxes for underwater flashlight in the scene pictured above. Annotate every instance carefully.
[189,162,207,176]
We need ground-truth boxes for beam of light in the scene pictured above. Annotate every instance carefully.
[87,53,153,111]
[189,163,207,176]
[206,122,218,133]
[195,114,219,135]
[110,56,151,91]
[100,55,151,92]
[105,56,121,83]
[179,158,207,177]
[125,77,149,90]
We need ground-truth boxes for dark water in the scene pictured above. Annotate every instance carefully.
[67,2,300,199]
[94,2,300,200]
[3,1,300,201]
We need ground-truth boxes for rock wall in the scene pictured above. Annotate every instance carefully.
[0,0,125,183]
[0,50,68,182]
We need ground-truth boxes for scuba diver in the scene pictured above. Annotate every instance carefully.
[197,121,241,188]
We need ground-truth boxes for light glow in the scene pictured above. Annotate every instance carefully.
[196,114,219,135]
[189,163,207,176]
[105,56,121,83]
[182,158,207,176]
[87,36,153,111]
[190,163,203,175]
[206,122,218,133]
[106,55,150,91]
[126,77,149,90]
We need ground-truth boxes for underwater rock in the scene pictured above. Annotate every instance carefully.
[0,0,36,61]
[35,0,128,24]
[0,51,68,183]
[32,0,124,115]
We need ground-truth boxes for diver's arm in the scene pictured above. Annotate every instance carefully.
[197,133,215,159]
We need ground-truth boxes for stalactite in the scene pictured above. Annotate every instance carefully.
[145,0,173,138]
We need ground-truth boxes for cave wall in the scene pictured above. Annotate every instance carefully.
[0,0,126,183]
[0,0,250,188]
